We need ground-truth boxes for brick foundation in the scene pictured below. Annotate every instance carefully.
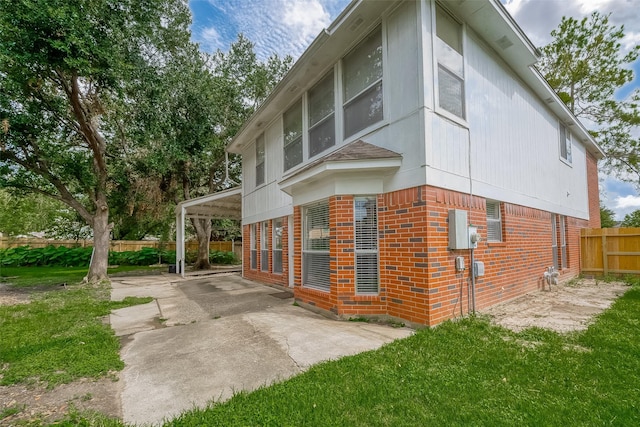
[243,185,588,326]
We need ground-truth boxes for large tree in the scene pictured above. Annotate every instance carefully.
[133,36,291,269]
[0,0,192,281]
[538,12,640,186]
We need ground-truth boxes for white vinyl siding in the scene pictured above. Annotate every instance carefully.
[435,5,465,119]
[261,221,269,271]
[273,218,283,274]
[308,71,335,158]
[559,123,572,164]
[283,99,303,171]
[486,200,502,242]
[303,201,330,292]
[250,223,257,270]
[343,27,383,138]
[255,134,265,186]
[355,196,378,294]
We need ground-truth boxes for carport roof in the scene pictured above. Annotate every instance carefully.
[175,187,242,220]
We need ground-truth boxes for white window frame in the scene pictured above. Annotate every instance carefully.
[559,123,573,165]
[559,215,567,269]
[433,3,467,124]
[283,99,303,171]
[255,134,265,187]
[273,218,283,274]
[302,200,331,292]
[355,196,379,294]
[342,26,384,139]
[486,200,503,242]
[261,220,269,272]
[551,214,559,270]
[308,70,336,158]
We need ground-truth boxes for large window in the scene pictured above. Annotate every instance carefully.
[283,99,303,171]
[303,201,330,292]
[559,124,572,164]
[486,200,502,242]
[343,27,383,138]
[261,221,269,272]
[436,5,465,119]
[355,196,378,294]
[273,218,283,274]
[250,223,257,270]
[255,134,265,186]
[308,71,335,157]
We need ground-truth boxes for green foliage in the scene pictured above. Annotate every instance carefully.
[600,205,617,228]
[0,245,237,267]
[539,12,640,185]
[621,209,640,227]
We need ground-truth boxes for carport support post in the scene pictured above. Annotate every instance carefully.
[176,207,186,278]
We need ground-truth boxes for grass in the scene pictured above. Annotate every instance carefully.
[0,268,153,388]
[3,272,640,426]
[0,265,164,288]
[163,277,640,427]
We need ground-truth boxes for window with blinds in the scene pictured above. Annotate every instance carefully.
[551,214,559,270]
[559,215,567,269]
[303,201,330,292]
[343,27,383,138]
[355,196,378,294]
[273,218,283,274]
[559,124,572,164]
[261,221,269,272]
[486,200,502,242]
[250,223,257,270]
[283,99,303,171]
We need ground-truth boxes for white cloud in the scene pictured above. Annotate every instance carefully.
[199,26,224,52]
[281,0,330,41]
[616,195,640,209]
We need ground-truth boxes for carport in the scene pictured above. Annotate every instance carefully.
[175,187,242,277]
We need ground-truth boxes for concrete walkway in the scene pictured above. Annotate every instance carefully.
[110,273,412,426]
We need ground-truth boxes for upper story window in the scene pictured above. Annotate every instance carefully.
[308,71,336,157]
[343,27,383,138]
[283,99,303,171]
[255,133,265,186]
[559,123,572,164]
[436,5,465,119]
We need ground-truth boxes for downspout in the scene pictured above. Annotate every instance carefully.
[467,131,476,314]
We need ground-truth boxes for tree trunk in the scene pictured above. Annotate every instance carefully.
[86,208,111,282]
[192,217,211,270]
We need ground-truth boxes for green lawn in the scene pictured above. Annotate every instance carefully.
[0,266,153,387]
[3,273,640,426]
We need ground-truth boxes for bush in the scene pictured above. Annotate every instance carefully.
[0,245,237,267]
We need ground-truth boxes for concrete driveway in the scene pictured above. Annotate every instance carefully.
[110,273,412,426]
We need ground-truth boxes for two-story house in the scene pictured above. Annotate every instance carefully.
[223,0,603,326]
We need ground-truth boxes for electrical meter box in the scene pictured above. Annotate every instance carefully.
[448,209,469,250]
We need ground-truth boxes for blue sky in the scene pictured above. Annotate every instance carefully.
[189,0,640,220]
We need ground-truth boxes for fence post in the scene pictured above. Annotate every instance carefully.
[601,234,608,276]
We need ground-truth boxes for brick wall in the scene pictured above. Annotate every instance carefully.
[246,185,585,326]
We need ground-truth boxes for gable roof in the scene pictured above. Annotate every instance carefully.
[227,0,604,159]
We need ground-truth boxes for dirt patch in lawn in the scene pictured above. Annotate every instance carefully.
[482,278,629,333]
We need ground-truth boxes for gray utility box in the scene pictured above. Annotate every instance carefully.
[448,209,469,250]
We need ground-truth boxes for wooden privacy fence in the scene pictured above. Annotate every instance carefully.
[581,228,640,276]
[0,237,234,253]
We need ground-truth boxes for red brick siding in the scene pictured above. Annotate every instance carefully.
[245,185,585,326]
